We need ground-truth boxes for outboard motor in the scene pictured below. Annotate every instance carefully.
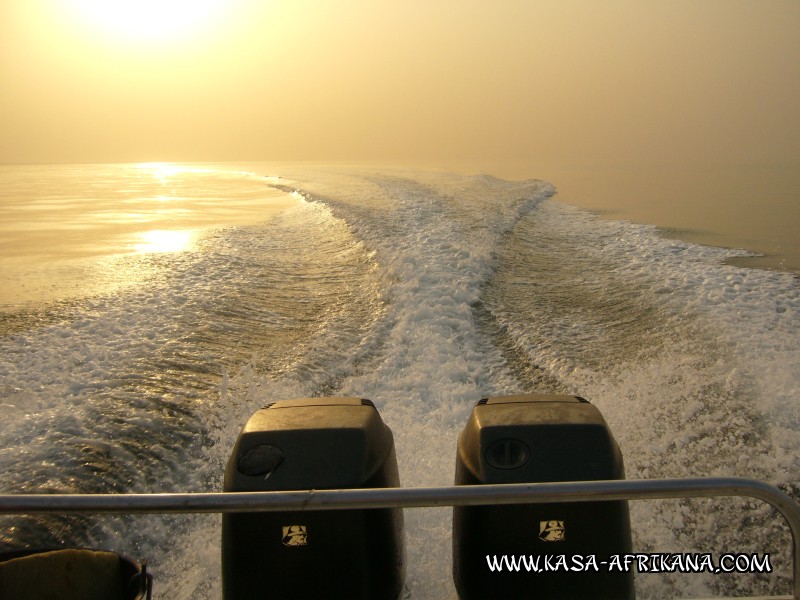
[453,394,634,599]
[222,397,405,600]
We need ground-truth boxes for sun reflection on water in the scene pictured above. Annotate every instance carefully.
[135,162,215,180]
[134,229,194,253]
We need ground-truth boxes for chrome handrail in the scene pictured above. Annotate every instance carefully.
[2,477,798,599]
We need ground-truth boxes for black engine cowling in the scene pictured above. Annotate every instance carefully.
[222,397,405,600]
[453,394,634,599]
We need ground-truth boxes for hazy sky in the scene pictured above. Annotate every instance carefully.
[2,0,799,171]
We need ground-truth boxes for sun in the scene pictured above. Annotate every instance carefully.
[65,0,227,45]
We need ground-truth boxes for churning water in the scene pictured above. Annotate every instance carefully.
[1,164,798,598]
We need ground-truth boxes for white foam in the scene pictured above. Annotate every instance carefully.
[481,199,800,597]
[2,166,797,598]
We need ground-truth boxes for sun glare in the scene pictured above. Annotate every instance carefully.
[134,229,194,254]
[137,162,188,182]
[66,0,226,44]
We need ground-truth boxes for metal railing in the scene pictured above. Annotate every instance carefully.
[1,477,798,599]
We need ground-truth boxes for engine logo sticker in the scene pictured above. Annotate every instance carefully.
[539,520,566,542]
[281,525,308,547]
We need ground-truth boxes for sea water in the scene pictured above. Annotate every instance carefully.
[0,163,798,598]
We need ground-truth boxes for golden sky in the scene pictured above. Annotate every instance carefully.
[2,0,798,169]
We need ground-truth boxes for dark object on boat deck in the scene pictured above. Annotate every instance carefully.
[222,397,405,600]
[453,394,634,600]
[0,548,152,600]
